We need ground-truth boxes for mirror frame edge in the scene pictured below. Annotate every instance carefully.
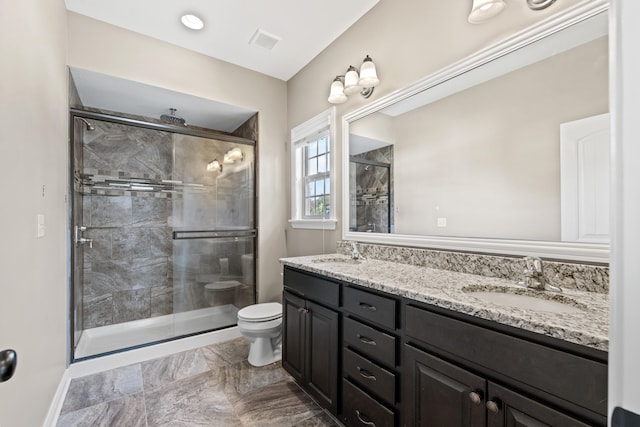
[341,0,610,263]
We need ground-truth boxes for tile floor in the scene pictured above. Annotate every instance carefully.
[56,338,340,426]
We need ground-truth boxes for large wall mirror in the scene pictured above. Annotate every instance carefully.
[342,3,609,262]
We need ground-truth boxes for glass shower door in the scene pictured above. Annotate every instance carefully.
[70,111,256,360]
[170,133,256,337]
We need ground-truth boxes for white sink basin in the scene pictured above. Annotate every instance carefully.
[463,287,585,314]
[311,257,362,265]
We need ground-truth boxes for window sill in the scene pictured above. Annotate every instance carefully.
[289,219,337,230]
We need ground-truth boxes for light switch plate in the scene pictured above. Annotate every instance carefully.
[37,214,45,238]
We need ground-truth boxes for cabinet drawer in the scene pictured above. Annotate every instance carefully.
[343,379,395,427]
[283,267,340,307]
[405,304,608,417]
[344,317,396,367]
[344,286,397,329]
[344,347,396,406]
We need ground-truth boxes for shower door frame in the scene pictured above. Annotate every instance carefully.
[68,108,258,362]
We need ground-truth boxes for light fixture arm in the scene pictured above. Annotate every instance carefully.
[360,87,375,99]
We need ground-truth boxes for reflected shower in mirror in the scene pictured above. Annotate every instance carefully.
[349,144,393,233]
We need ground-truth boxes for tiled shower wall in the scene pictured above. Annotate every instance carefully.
[78,118,255,329]
[350,146,394,233]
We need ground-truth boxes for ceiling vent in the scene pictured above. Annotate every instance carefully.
[249,29,281,50]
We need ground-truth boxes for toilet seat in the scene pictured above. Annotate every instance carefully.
[238,302,282,322]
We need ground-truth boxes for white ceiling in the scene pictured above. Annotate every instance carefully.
[70,67,257,132]
[64,0,380,81]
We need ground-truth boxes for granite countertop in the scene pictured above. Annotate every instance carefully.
[280,254,609,352]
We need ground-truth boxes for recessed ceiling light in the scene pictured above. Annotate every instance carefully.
[181,14,204,30]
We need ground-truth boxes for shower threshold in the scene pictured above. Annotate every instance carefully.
[74,304,238,359]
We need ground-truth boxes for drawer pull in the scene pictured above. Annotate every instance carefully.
[469,391,483,405]
[357,334,377,346]
[359,302,377,311]
[486,400,501,415]
[357,366,377,381]
[355,409,376,426]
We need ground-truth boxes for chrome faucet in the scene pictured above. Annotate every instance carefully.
[350,241,365,260]
[518,256,561,292]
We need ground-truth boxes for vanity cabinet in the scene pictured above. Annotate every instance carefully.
[341,286,401,427]
[281,266,607,427]
[404,344,592,426]
[403,303,607,427]
[282,268,340,414]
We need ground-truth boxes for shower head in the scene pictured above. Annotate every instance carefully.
[77,117,95,131]
[160,108,187,127]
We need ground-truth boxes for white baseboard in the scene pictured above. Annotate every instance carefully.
[42,369,70,427]
[42,327,241,426]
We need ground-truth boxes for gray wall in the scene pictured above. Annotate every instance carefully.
[0,0,69,425]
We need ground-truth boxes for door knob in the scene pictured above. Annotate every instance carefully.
[0,349,17,383]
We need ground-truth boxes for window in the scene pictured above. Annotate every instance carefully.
[290,108,337,230]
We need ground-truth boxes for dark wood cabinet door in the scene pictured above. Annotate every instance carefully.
[306,300,340,414]
[282,291,306,383]
[404,344,486,427]
[486,382,592,427]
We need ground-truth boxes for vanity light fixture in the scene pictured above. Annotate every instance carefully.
[468,0,557,24]
[207,159,222,172]
[222,147,244,165]
[181,14,204,30]
[328,55,380,104]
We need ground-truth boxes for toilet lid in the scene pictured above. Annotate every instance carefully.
[238,302,282,322]
[205,280,242,291]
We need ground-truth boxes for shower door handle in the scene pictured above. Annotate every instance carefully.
[78,238,93,249]
[74,226,92,248]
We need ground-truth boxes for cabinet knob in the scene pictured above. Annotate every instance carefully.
[486,400,501,415]
[469,391,483,405]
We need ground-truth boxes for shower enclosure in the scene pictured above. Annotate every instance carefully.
[70,110,256,360]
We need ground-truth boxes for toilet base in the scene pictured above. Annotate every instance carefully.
[247,337,282,367]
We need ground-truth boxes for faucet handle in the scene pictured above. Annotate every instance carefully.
[523,256,543,273]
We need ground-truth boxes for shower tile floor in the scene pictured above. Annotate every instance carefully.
[56,337,341,427]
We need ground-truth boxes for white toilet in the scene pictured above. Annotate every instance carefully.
[237,302,282,367]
